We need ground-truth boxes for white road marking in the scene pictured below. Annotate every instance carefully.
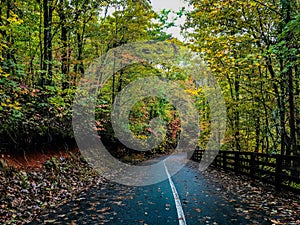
[163,160,187,225]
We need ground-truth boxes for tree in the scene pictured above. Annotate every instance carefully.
[0,0,174,152]
[184,0,300,154]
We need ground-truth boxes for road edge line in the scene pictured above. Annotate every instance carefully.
[163,160,187,225]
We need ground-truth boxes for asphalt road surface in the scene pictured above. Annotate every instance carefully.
[30,154,271,225]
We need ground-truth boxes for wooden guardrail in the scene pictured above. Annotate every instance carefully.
[190,150,300,193]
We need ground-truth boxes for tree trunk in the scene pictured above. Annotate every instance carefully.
[74,31,84,75]
[281,0,296,156]
[2,0,16,75]
[42,0,53,86]
[58,0,69,89]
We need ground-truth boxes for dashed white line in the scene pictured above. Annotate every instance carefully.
[163,160,187,225]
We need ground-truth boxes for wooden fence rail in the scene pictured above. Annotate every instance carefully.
[190,150,300,193]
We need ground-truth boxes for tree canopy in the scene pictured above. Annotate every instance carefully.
[184,0,300,155]
[0,0,299,157]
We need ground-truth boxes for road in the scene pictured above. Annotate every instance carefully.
[30,155,271,225]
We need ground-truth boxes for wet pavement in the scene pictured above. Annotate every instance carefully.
[29,155,271,225]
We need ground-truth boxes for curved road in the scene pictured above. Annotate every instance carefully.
[30,155,271,224]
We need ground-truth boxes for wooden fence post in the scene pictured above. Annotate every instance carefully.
[235,152,240,173]
[212,151,217,166]
[223,151,227,171]
[250,153,256,178]
[275,155,283,191]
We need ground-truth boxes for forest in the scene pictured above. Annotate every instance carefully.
[0,0,299,159]
[0,1,300,224]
